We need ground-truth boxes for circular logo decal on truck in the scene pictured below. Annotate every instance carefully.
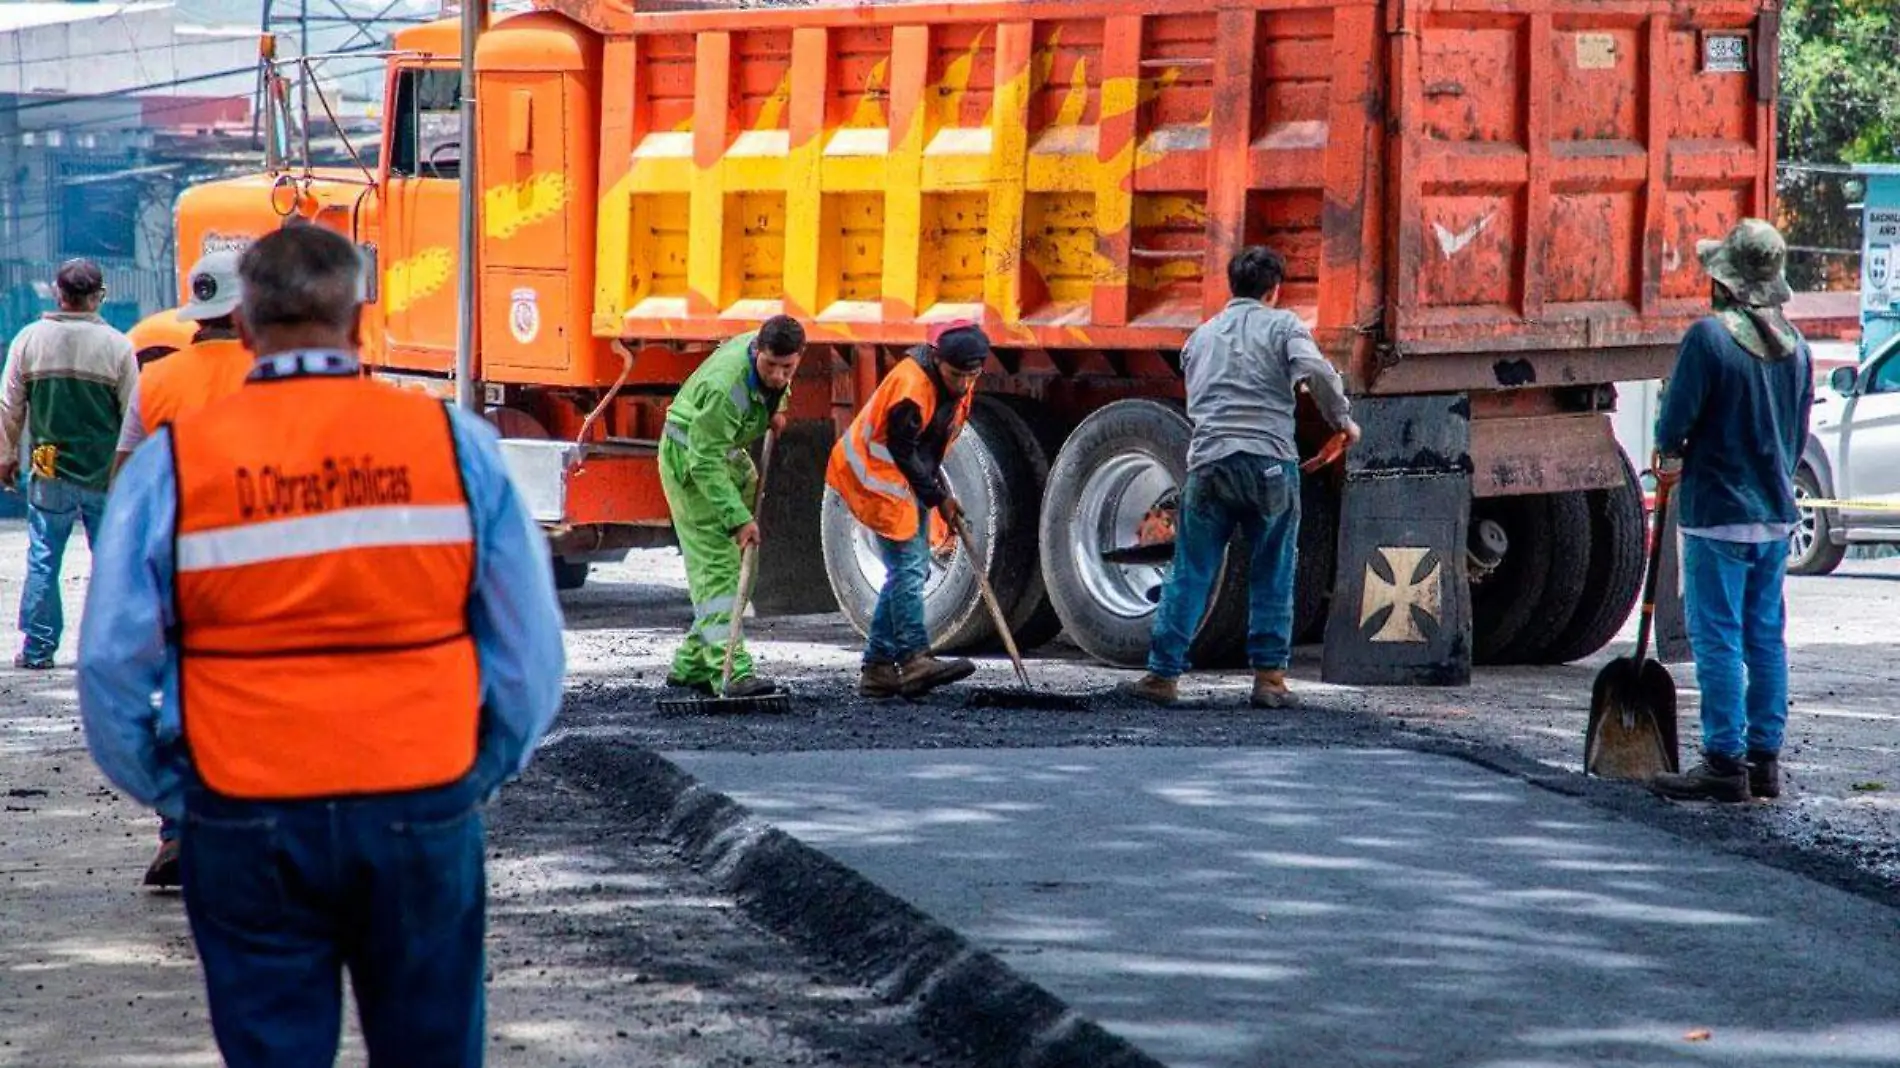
[509,287,540,344]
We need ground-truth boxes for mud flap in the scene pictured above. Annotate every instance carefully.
[1321,395,1473,686]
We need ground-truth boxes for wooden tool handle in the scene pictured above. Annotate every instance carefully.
[719,429,778,697]
[1633,479,1673,662]
[952,510,1031,690]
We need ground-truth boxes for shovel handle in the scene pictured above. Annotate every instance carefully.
[1633,478,1673,662]
[950,508,1032,690]
[719,429,778,697]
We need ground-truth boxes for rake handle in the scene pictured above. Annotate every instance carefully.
[720,429,778,697]
[949,507,1031,690]
[1633,478,1672,663]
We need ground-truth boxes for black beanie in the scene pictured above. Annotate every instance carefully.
[931,322,991,370]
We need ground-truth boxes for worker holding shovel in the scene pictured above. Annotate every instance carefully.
[1649,219,1812,803]
[827,321,989,699]
[659,315,806,700]
[1120,246,1358,709]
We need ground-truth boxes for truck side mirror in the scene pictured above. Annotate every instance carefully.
[1830,365,1859,395]
[357,243,379,304]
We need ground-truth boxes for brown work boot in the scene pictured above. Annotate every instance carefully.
[1251,670,1295,709]
[142,838,181,889]
[1117,673,1178,707]
[898,654,976,698]
[859,661,903,699]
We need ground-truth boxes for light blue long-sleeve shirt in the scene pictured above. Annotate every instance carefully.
[78,392,566,820]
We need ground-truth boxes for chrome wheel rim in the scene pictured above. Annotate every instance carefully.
[1789,481,1819,564]
[1070,451,1175,619]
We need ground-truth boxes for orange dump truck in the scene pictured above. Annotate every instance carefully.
[164,0,1779,680]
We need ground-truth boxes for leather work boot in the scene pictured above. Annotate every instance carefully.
[899,654,976,698]
[143,838,181,889]
[1650,752,1749,803]
[859,662,904,699]
[1251,670,1295,709]
[1746,749,1781,800]
[722,676,781,699]
[1117,673,1178,707]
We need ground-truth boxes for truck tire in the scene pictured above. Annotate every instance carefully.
[1294,473,1338,645]
[1039,399,1248,668]
[1789,465,1846,576]
[975,395,1065,650]
[1541,455,1647,663]
[552,556,590,591]
[1471,495,1553,665]
[819,402,1037,653]
[1493,491,1591,664]
[752,419,838,616]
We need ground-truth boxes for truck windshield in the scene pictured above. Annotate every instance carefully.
[389,68,461,179]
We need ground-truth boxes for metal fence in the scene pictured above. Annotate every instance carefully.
[0,257,174,338]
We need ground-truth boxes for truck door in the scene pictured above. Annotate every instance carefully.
[379,66,464,374]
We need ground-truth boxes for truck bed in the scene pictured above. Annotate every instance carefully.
[538,0,1773,393]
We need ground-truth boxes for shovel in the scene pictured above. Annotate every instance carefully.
[941,495,1089,712]
[1585,479,1681,780]
[1099,430,1350,566]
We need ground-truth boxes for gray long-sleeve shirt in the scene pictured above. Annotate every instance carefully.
[1181,298,1352,470]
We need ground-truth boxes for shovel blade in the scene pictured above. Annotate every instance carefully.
[1585,656,1680,780]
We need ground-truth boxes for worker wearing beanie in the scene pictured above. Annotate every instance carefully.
[826,321,990,698]
[659,314,806,698]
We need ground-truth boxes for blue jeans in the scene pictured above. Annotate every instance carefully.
[1682,535,1788,758]
[866,510,930,665]
[181,779,487,1067]
[1148,454,1300,678]
[19,475,105,662]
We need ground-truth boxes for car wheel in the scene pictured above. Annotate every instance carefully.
[1788,466,1846,576]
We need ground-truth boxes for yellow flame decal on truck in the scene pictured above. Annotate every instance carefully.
[386,247,454,314]
[485,173,569,241]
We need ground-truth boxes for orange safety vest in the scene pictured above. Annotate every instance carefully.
[138,337,254,432]
[169,364,480,800]
[826,356,973,542]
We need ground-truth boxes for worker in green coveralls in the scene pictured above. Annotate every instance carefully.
[658,314,806,698]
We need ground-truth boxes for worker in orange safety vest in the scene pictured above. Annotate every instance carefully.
[79,226,564,1066]
[112,250,259,888]
[826,321,990,699]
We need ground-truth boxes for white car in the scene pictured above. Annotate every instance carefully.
[1793,334,1900,575]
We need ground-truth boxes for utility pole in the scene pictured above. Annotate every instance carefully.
[452,0,486,412]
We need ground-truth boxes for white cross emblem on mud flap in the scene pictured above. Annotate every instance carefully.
[1359,547,1443,644]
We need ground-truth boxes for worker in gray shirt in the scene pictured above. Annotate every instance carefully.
[1121,246,1359,709]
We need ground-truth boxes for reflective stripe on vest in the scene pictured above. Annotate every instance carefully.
[170,373,479,800]
[825,358,970,542]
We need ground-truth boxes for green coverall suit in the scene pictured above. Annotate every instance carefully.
[658,331,788,686]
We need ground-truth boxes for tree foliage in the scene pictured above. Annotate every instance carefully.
[1777,0,1899,288]
[1780,0,1900,165]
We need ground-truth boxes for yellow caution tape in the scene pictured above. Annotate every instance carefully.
[1799,498,1900,512]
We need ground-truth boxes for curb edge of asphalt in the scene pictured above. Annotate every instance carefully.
[556,739,1168,1068]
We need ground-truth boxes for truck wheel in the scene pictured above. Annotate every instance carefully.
[1471,495,1553,665]
[752,419,838,616]
[820,402,1037,653]
[1039,399,1248,668]
[1294,473,1338,645]
[1493,492,1590,664]
[1789,465,1846,576]
[975,395,1064,650]
[1542,455,1646,663]
[552,556,589,591]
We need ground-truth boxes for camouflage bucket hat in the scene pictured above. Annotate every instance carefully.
[1696,218,1793,308]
